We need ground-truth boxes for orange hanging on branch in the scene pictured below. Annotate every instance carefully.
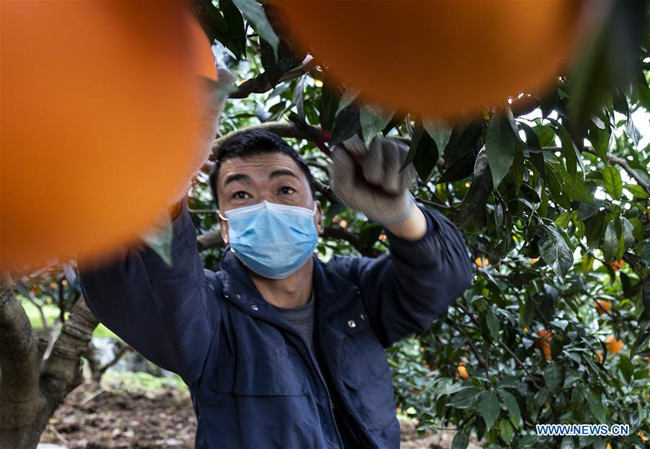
[277,0,600,120]
[605,336,623,354]
[1,1,218,271]
[534,329,553,360]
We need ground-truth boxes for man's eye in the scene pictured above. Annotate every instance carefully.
[279,186,295,195]
[233,191,250,199]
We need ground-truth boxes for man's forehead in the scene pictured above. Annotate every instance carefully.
[219,153,303,184]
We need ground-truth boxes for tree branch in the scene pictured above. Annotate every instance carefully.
[321,226,383,258]
[0,274,41,404]
[546,146,650,195]
[229,57,318,99]
[40,295,98,404]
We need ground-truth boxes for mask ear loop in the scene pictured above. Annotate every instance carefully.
[216,210,235,252]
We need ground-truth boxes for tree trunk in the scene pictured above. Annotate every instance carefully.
[0,273,98,448]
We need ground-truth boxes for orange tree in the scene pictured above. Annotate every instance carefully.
[191,1,650,448]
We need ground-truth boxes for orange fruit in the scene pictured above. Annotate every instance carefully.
[278,1,591,120]
[611,259,624,271]
[2,1,217,271]
[475,256,489,268]
[639,432,648,443]
[595,300,612,316]
[530,257,540,265]
[535,329,553,360]
[457,363,469,380]
[605,336,623,354]
[606,444,612,449]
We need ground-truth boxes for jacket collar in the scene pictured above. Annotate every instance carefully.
[217,248,359,327]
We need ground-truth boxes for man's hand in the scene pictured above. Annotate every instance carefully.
[330,134,418,227]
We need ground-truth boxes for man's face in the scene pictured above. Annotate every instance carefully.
[216,152,324,245]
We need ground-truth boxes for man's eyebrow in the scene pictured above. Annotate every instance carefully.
[269,169,300,181]
[223,173,252,187]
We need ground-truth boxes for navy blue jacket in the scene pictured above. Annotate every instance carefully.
[77,200,472,449]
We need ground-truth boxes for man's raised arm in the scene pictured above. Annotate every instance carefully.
[77,196,219,385]
[327,135,473,347]
[328,205,472,348]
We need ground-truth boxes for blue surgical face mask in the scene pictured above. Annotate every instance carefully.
[218,200,319,279]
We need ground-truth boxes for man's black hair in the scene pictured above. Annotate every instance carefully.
[208,129,316,208]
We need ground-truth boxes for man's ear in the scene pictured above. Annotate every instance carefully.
[314,200,324,235]
[217,211,229,245]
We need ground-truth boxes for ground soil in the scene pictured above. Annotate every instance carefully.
[40,381,483,448]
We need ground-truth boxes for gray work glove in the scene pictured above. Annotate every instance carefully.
[330,134,417,225]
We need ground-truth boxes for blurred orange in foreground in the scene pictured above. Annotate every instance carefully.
[278,1,591,120]
[1,1,215,271]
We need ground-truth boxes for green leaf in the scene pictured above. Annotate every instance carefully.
[498,420,514,444]
[498,390,522,426]
[486,114,516,189]
[554,211,572,228]
[402,121,425,173]
[602,166,623,199]
[231,0,279,57]
[260,38,305,86]
[360,104,394,147]
[411,128,439,182]
[603,221,619,261]
[220,0,247,57]
[423,120,452,153]
[449,387,483,409]
[551,119,584,180]
[544,362,563,394]
[330,105,360,145]
[586,389,607,423]
[538,226,574,282]
[292,75,306,118]
[319,81,341,132]
[588,122,610,162]
[618,354,634,383]
[559,171,596,205]
[585,211,607,249]
[336,89,360,115]
[139,213,174,267]
[452,428,470,449]
[486,307,500,341]
[620,217,635,250]
[534,125,556,147]
[625,184,649,199]
[512,142,525,195]
[479,390,500,430]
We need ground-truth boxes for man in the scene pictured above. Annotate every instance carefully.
[78,127,473,448]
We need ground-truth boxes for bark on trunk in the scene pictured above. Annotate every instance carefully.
[0,274,98,448]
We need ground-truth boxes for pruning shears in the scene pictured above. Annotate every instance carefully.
[287,113,399,197]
